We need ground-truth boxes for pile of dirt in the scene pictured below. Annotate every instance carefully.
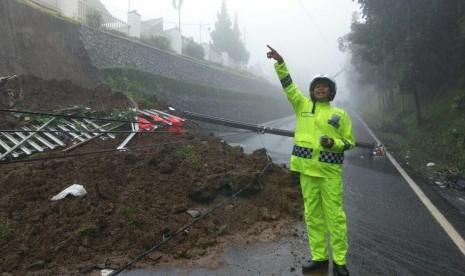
[0,75,135,129]
[0,75,302,275]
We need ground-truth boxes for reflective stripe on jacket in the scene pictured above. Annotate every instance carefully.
[275,62,355,178]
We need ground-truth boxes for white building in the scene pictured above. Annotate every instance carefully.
[31,0,242,67]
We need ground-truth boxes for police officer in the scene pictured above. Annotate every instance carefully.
[267,45,354,276]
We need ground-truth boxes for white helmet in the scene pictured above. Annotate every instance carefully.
[309,74,337,101]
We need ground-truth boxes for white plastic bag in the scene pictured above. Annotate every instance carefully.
[51,184,86,201]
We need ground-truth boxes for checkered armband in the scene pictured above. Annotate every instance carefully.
[292,145,313,159]
[280,74,293,88]
[319,151,344,164]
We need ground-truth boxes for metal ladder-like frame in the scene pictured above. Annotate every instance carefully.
[0,117,117,161]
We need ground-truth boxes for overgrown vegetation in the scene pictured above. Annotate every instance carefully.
[341,0,464,123]
[103,76,159,109]
[109,108,139,123]
[142,35,171,51]
[100,67,265,102]
[84,8,102,29]
[360,87,465,177]
[341,1,465,177]
[182,40,205,60]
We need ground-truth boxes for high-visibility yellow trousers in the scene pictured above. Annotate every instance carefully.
[300,174,348,265]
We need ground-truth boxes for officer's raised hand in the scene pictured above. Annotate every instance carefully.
[266,45,284,64]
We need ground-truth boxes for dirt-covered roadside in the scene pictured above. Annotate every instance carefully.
[0,75,303,275]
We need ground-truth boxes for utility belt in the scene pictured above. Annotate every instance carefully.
[292,145,344,164]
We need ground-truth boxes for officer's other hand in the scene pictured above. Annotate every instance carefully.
[320,135,334,148]
[266,45,284,64]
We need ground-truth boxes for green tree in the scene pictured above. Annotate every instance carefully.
[183,40,205,59]
[210,0,249,63]
[85,8,103,29]
[343,0,465,125]
[230,13,249,63]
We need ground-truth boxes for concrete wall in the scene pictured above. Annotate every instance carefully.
[127,10,141,38]
[165,28,182,54]
[207,46,223,65]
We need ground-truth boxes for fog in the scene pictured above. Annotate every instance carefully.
[100,0,360,100]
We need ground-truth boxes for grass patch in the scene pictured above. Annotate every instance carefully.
[179,144,201,167]
[119,204,133,216]
[0,220,14,241]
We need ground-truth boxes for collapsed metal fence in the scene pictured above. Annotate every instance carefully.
[0,116,119,161]
[0,107,186,161]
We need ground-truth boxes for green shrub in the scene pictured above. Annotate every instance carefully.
[182,40,205,60]
[142,35,171,51]
[104,76,159,109]
[85,8,103,29]
[104,28,128,37]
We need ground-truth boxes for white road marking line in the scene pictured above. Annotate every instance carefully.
[356,114,465,256]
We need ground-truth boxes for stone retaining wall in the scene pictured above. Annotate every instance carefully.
[79,27,281,98]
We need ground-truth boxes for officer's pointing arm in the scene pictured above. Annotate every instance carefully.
[266,45,284,64]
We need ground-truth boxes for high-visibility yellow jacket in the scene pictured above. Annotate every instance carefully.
[275,62,355,179]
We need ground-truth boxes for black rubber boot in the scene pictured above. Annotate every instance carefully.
[302,259,329,273]
[333,262,350,276]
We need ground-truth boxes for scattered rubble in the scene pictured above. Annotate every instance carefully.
[431,169,465,190]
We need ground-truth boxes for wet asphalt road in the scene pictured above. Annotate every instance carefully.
[120,113,465,276]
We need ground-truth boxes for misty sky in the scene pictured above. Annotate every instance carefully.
[99,0,360,99]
